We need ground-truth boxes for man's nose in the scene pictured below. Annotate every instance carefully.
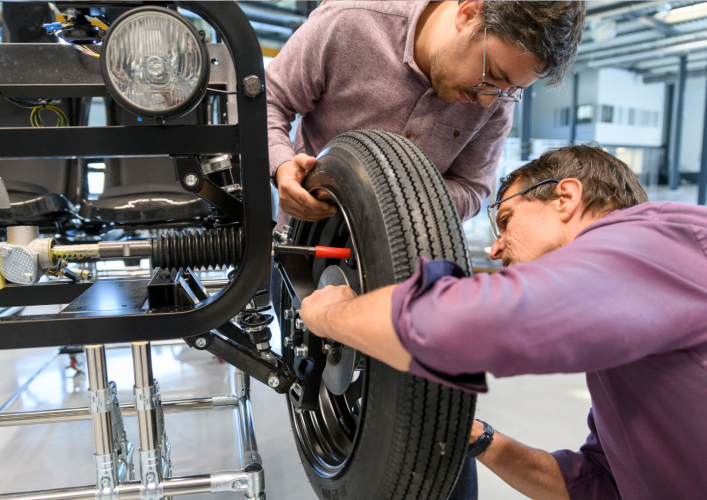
[489,239,504,260]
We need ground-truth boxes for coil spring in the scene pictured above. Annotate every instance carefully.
[150,227,244,270]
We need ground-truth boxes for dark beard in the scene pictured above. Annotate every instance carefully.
[429,50,477,104]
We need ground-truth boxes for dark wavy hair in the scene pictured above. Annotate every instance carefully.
[462,1,586,86]
[497,144,648,217]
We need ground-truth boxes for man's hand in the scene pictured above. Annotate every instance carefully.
[300,285,357,338]
[275,154,337,221]
[299,285,412,372]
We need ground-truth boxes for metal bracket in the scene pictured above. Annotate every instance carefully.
[210,470,249,493]
[108,382,135,482]
[212,394,239,411]
[0,178,10,210]
[94,451,120,500]
[133,385,157,412]
[172,155,244,221]
[87,387,113,414]
[139,448,164,500]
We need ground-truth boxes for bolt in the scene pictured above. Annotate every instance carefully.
[283,336,294,348]
[324,343,334,356]
[100,29,107,37]
[184,174,199,187]
[267,374,280,388]
[294,345,308,358]
[232,480,242,489]
[295,318,306,330]
[198,29,206,38]
[295,408,306,414]
[284,308,296,320]
[195,337,207,349]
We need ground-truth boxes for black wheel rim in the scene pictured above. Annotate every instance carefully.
[282,192,368,478]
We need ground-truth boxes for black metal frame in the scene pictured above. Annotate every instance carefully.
[0,2,272,349]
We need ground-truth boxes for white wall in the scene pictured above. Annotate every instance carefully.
[678,76,706,173]
[531,76,574,141]
[595,68,664,147]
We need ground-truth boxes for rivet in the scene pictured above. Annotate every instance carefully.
[453,130,460,137]
[405,132,412,138]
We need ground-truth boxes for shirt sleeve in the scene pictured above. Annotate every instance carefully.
[551,409,621,500]
[443,102,514,221]
[265,3,338,177]
[391,222,707,391]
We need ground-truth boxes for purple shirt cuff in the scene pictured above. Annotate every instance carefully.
[392,257,487,393]
[550,409,620,500]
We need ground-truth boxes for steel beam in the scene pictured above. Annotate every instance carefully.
[670,55,687,190]
[571,74,579,145]
[520,84,533,161]
[700,71,707,205]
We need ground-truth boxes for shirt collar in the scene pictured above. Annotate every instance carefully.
[403,1,431,83]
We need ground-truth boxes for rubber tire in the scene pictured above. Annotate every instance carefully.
[284,130,476,500]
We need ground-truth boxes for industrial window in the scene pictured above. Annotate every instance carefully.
[577,104,593,123]
[561,107,571,126]
[600,105,614,123]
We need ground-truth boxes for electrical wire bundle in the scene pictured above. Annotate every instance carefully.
[74,44,100,58]
[5,98,69,127]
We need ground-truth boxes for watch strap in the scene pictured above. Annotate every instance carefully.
[466,420,494,458]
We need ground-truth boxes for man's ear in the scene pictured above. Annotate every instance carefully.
[554,178,584,222]
[455,1,484,33]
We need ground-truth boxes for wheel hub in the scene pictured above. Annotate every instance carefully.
[317,266,358,396]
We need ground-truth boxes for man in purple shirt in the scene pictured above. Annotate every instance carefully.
[267,1,585,225]
[299,144,707,499]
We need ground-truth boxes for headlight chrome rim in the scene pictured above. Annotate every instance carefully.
[100,6,210,122]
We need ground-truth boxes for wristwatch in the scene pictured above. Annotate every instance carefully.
[466,420,494,458]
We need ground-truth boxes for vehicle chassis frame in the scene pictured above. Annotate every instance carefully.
[0,2,322,499]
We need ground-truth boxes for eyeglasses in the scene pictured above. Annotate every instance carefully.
[472,28,523,103]
[487,179,561,239]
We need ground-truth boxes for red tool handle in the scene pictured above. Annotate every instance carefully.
[314,246,351,259]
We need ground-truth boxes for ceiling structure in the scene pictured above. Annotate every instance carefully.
[238,1,707,84]
[579,1,707,83]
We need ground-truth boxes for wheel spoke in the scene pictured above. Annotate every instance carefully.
[344,375,363,408]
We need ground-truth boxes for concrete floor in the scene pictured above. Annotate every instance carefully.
[0,335,590,500]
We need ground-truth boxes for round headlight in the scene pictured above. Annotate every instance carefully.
[101,7,209,122]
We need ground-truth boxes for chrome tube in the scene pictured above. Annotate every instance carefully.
[131,342,159,452]
[0,473,248,500]
[237,398,261,469]
[85,345,113,456]
[0,396,235,427]
[50,241,151,262]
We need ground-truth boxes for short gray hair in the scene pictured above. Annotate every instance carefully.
[497,144,648,217]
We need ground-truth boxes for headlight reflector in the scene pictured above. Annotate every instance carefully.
[101,7,209,121]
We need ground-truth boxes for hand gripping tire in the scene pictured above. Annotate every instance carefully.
[278,130,476,500]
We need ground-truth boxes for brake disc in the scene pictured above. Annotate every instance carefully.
[318,265,358,396]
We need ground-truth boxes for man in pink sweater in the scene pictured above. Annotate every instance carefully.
[267,1,586,225]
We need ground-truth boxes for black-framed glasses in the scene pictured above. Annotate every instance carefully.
[487,179,561,239]
[472,28,523,103]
